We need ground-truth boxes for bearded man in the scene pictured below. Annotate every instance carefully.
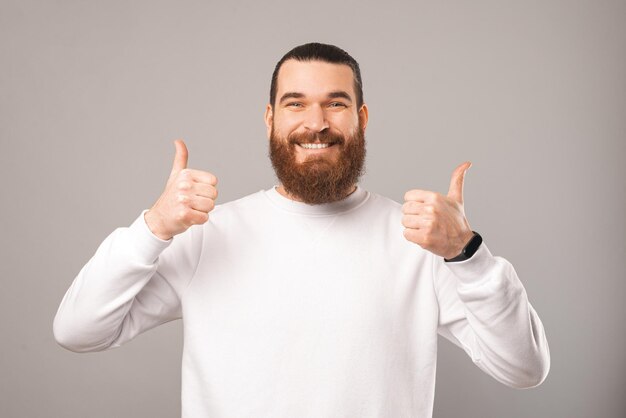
[54,43,550,418]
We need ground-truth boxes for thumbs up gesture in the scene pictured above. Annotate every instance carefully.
[402,162,474,259]
[144,139,218,240]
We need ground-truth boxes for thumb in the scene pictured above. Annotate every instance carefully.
[447,161,472,204]
[168,139,188,180]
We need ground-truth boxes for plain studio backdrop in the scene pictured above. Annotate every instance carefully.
[1,1,624,417]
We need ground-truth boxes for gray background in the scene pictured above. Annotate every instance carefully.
[1,0,624,417]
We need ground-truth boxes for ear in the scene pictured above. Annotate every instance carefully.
[358,103,369,132]
[264,104,273,139]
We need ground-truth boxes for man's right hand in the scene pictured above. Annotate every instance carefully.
[144,139,218,240]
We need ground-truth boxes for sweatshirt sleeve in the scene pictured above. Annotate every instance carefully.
[53,210,203,353]
[433,242,550,389]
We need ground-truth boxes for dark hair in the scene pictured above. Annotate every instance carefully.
[269,42,364,109]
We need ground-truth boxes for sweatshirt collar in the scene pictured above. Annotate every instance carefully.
[263,184,369,216]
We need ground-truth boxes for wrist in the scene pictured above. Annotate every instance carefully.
[445,231,482,262]
[144,210,173,241]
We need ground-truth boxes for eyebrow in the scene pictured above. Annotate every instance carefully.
[327,91,353,102]
[279,92,305,104]
[279,90,353,104]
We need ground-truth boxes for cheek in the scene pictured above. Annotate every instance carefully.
[330,113,359,133]
[273,113,302,134]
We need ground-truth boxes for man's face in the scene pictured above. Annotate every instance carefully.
[265,59,369,204]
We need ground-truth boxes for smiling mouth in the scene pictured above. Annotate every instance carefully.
[298,143,335,149]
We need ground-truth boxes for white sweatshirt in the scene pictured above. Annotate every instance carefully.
[54,185,550,418]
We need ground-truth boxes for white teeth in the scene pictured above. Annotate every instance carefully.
[300,143,331,149]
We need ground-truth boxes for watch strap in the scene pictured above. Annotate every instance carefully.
[444,231,482,262]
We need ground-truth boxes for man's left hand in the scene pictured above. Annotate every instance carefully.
[402,162,475,259]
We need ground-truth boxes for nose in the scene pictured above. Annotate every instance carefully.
[303,104,329,133]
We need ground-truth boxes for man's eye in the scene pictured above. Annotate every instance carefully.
[329,102,347,108]
[287,102,303,108]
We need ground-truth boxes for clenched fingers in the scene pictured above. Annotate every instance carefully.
[402,214,434,230]
[176,194,215,213]
[402,201,436,216]
[180,168,218,186]
[403,189,439,203]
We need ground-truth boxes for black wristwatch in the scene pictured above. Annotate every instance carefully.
[444,231,482,262]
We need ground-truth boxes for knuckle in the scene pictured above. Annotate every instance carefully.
[403,201,418,214]
[184,212,195,224]
[403,228,418,242]
[176,209,188,222]
[177,181,191,190]
[206,185,217,199]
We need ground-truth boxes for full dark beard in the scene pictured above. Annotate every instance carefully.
[269,121,366,204]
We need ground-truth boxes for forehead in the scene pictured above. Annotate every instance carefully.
[276,59,356,99]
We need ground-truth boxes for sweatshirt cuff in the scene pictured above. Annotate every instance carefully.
[126,209,173,264]
[442,242,497,286]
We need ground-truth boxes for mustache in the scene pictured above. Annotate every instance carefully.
[287,130,345,146]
